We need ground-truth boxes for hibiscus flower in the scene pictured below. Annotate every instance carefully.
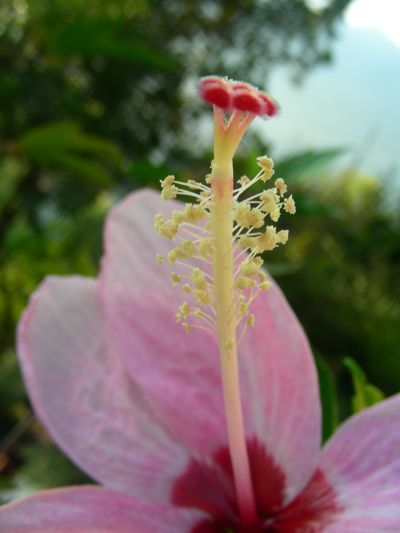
[1,77,399,533]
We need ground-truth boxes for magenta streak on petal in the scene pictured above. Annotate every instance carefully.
[172,450,238,525]
[191,520,225,533]
[247,438,286,516]
[173,438,285,531]
[173,438,341,532]
[272,469,343,532]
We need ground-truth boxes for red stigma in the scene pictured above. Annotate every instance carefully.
[198,76,278,118]
[198,76,231,109]
[258,93,279,117]
[232,90,262,115]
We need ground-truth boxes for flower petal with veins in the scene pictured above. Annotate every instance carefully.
[0,486,203,533]
[18,275,189,501]
[100,189,321,504]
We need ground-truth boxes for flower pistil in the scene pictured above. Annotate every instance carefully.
[155,76,294,527]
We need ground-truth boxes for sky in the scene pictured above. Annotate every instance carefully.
[263,0,400,184]
[345,0,400,47]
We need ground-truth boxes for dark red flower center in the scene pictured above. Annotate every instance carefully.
[172,438,342,532]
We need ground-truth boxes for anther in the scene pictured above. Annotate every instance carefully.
[257,156,275,182]
[284,195,296,214]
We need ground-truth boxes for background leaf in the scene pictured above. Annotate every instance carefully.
[315,354,339,441]
[18,122,122,186]
[343,357,385,414]
[49,18,176,70]
[274,148,345,184]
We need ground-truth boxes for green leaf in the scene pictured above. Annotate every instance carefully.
[49,18,176,70]
[18,122,122,186]
[50,153,113,187]
[9,442,92,501]
[315,354,339,441]
[0,157,26,216]
[343,357,385,414]
[275,148,345,185]
[0,351,25,412]
[293,191,339,216]
[263,261,299,277]
[128,159,172,186]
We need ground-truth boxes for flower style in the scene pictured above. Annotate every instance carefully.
[1,77,400,532]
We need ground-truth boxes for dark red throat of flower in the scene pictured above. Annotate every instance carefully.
[172,438,341,532]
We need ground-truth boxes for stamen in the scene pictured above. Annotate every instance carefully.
[156,77,292,528]
[155,148,294,335]
[284,194,296,214]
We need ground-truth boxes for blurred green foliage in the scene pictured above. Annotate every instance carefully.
[344,357,384,414]
[1,0,399,501]
[315,353,339,443]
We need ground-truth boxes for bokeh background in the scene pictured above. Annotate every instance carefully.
[1,0,399,501]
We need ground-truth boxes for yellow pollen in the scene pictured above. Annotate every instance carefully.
[284,195,296,214]
[247,314,256,327]
[170,272,181,285]
[237,235,257,250]
[154,213,179,239]
[236,275,257,289]
[155,151,294,339]
[238,175,251,186]
[234,203,264,229]
[277,229,289,245]
[194,289,211,305]
[240,260,267,281]
[183,203,207,223]
[161,184,179,200]
[176,301,190,322]
[191,268,207,290]
[174,239,196,259]
[259,189,279,215]
[259,280,271,291]
[270,205,281,223]
[257,226,278,252]
[182,283,192,293]
[256,156,274,182]
[160,175,179,200]
[171,210,186,224]
[198,238,215,258]
[274,178,287,195]
[161,175,175,187]
[161,185,178,200]
[239,300,249,316]
[167,249,178,264]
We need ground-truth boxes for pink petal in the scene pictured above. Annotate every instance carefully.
[238,282,321,504]
[100,190,227,455]
[320,395,400,531]
[100,189,321,505]
[0,486,203,532]
[17,276,189,501]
